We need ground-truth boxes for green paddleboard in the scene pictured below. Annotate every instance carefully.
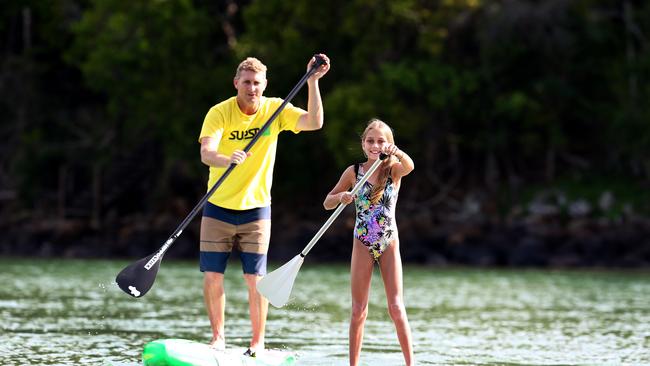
[142,339,296,366]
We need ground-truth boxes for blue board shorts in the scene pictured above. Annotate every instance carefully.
[199,202,271,275]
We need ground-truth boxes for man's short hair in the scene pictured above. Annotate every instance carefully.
[235,57,267,78]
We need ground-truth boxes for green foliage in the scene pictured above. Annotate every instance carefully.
[66,0,234,159]
[603,1,650,174]
[2,0,650,222]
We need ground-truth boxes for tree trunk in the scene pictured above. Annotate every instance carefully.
[91,164,102,230]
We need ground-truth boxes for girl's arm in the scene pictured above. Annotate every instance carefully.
[323,165,356,210]
[387,146,414,180]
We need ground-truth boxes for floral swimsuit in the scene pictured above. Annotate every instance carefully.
[353,163,399,261]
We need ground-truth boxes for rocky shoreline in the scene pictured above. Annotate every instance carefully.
[3,196,649,269]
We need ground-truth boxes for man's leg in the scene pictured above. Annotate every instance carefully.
[200,206,235,349]
[204,272,226,349]
[237,215,271,354]
[244,273,267,352]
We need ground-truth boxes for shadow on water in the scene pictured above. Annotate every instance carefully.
[0,258,649,365]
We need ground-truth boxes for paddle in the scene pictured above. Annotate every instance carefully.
[115,55,328,298]
[257,153,388,308]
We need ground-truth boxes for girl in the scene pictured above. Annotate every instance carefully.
[323,119,415,366]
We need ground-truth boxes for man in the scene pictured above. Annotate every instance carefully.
[197,54,330,356]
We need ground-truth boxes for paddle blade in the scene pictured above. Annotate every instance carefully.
[115,252,162,298]
[257,255,304,308]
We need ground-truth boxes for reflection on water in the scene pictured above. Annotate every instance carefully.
[1,258,649,365]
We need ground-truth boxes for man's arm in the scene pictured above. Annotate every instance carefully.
[200,137,251,167]
[296,54,331,131]
[200,137,230,167]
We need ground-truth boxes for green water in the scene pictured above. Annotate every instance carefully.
[0,258,648,365]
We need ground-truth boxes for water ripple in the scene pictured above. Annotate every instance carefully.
[0,260,648,365]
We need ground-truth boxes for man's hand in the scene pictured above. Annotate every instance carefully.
[308,53,330,81]
[230,150,252,165]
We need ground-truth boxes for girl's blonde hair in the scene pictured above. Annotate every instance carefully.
[360,118,395,204]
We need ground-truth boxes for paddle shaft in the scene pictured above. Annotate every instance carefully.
[300,154,386,257]
[146,56,326,268]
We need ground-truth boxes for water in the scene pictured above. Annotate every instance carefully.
[1,258,649,365]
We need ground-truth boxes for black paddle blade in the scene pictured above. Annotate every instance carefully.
[115,252,162,298]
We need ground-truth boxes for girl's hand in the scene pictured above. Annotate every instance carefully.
[382,143,400,157]
[339,192,354,205]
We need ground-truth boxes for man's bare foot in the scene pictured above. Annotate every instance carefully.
[243,348,256,357]
[208,336,225,351]
[246,342,264,355]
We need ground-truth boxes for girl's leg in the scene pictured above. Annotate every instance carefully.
[378,240,414,366]
[350,239,374,366]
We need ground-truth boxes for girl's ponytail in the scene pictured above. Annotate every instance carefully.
[368,158,392,204]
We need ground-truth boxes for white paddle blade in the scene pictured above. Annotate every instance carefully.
[257,255,304,308]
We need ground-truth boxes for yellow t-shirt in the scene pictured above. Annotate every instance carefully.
[199,96,304,210]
